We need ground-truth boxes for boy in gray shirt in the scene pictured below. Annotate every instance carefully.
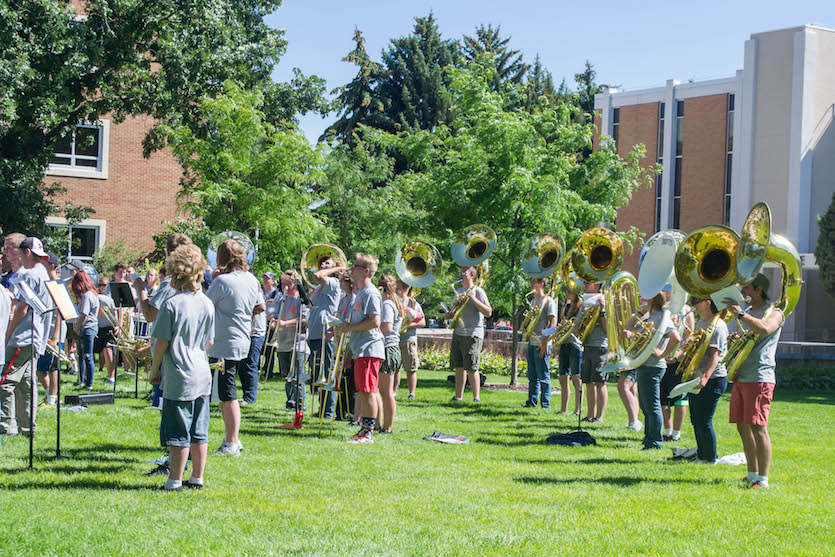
[447,266,492,403]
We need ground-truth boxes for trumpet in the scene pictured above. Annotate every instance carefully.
[520,232,564,343]
[449,225,495,328]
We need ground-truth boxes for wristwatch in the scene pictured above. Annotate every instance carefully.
[738,308,748,318]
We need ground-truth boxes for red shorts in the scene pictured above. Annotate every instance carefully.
[729,382,775,426]
[353,357,382,393]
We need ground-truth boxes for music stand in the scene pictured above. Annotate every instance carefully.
[45,280,79,460]
[109,282,136,394]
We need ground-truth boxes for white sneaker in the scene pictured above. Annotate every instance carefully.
[626,421,643,432]
[214,443,241,457]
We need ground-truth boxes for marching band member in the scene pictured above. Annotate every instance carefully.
[447,266,492,404]
[275,270,305,411]
[377,274,403,433]
[338,253,384,444]
[686,296,728,463]
[558,288,584,415]
[661,292,695,442]
[205,239,264,457]
[724,274,783,489]
[149,244,215,491]
[396,279,425,400]
[523,276,557,409]
[239,287,266,405]
[1,235,52,437]
[260,272,280,379]
[72,271,100,390]
[36,253,63,408]
[96,277,118,386]
[336,271,356,421]
[308,257,345,420]
[576,283,608,422]
[630,294,680,450]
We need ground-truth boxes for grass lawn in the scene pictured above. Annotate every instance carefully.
[0,368,833,556]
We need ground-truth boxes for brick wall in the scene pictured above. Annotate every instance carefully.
[48,115,183,254]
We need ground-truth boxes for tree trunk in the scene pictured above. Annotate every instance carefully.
[510,278,518,386]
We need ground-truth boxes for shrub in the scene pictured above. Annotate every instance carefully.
[418,346,529,377]
[776,366,835,391]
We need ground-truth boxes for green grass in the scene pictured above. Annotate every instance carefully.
[1,369,833,556]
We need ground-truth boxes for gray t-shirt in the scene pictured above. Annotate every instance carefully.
[205,270,261,361]
[527,295,558,347]
[251,290,267,338]
[381,298,404,348]
[8,264,52,354]
[695,316,729,378]
[276,294,302,352]
[642,310,675,369]
[562,303,583,349]
[399,298,423,343]
[452,286,489,339]
[78,290,100,333]
[308,277,341,341]
[97,294,116,329]
[152,290,215,401]
[349,283,385,359]
[578,299,607,349]
[0,285,11,363]
[734,305,782,383]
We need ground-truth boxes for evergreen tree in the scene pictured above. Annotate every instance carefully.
[816,192,835,300]
[523,54,558,111]
[463,24,528,91]
[574,60,614,117]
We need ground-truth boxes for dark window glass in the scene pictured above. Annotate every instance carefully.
[53,134,72,156]
[656,173,663,197]
[659,102,665,119]
[613,108,620,124]
[71,227,97,258]
[75,127,100,157]
[726,112,734,152]
[49,154,71,166]
[676,100,684,117]
[673,198,681,229]
[725,155,733,195]
[724,197,732,226]
[656,198,662,231]
[728,94,735,111]
[612,125,618,147]
[674,159,682,196]
[676,122,683,157]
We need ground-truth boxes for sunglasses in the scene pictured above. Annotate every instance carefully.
[351,263,368,270]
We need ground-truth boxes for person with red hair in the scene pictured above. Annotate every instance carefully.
[72,270,100,389]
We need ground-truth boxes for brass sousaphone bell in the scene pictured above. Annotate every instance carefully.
[448,224,496,328]
[300,243,348,288]
[520,232,565,342]
[207,230,256,270]
[570,227,623,343]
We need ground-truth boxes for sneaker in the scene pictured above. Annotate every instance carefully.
[160,485,182,492]
[473,397,481,403]
[39,401,56,409]
[750,480,769,490]
[670,435,681,442]
[626,422,643,432]
[234,442,244,452]
[450,397,464,403]
[145,463,171,477]
[106,379,115,386]
[588,417,602,423]
[408,394,416,400]
[521,403,535,408]
[213,443,241,457]
[184,480,204,490]
[378,429,392,435]
[694,458,716,465]
[349,432,374,444]
[663,434,674,442]
[570,412,580,417]
[581,416,592,422]
[238,399,249,406]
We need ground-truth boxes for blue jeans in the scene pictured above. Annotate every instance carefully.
[280,351,309,409]
[688,376,727,462]
[240,334,266,403]
[637,365,665,449]
[308,338,336,418]
[526,343,551,408]
[79,329,96,387]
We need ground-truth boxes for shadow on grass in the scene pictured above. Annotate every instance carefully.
[774,390,835,406]
[515,475,721,487]
[1,477,162,491]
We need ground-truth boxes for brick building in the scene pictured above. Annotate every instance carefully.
[594,25,835,342]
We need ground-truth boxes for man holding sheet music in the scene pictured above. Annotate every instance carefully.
[1,236,53,437]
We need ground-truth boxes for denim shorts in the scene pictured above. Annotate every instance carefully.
[160,395,210,447]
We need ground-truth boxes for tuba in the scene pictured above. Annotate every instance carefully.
[570,228,623,343]
[448,225,496,328]
[520,232,564,343]
[395,241,442,334]
[539,251,585,347]
[300,243,348,288]
[673,224,740,381]
[599,230,687,374]
[207,231,256,270]
[724,203,803,381]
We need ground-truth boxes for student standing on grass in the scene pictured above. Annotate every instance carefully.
[150,244,215,491]
[95,277,118,384]
[723,274,783,489]
[205,239,264,457]
[396,279,424,401]
[687,297,728,464]
[308,256,345,420]
[336,272,356,421]
[36,253,63,408]
[275,271,304,410]
[71,271,100,390]
[338,253,384,444]
[576,283,608,422]
[522,276,557,409]
[661,296,695,443]
[447,266,492,404]
[377,274,403,434]
[558,288,583,416]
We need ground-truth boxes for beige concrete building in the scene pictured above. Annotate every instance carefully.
[595,25,835,342]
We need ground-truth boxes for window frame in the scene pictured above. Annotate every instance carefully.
[46,120,110,180]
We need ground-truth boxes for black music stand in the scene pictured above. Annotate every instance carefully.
[45,280,79,461]
[109,283,136,395]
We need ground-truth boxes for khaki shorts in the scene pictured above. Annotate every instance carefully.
[400,338,419,373]
[450,334,483,372]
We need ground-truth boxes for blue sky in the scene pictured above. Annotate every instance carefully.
[266,1,835,143]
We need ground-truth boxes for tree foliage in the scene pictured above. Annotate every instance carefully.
[816,192,835,300]
[463,24,527,91]
[161,82,327,273]
[0,0,324,239]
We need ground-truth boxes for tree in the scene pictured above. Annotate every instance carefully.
[0,0,322,238]
[816,192,835,300]
[161,82,327,273]
[574,60,615,118]
[522,54,559,112]
[371,63,654,383]
[463,24,528,91]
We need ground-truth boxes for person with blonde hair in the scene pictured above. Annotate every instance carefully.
[150,244,215,491]
[205,239,264,457]
[275,270,307,410]
[337,253,384,444]
[396,279,425,400]
[377,273,403,434]
[446,266,492,403]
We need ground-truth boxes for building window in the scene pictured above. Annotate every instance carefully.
[611,108,620,149]
[655,102,665,232]
[672,100,684,229]
[45,218,106,262]
[723,94,735,225]
[45,120,110,180]
[50,125,102,170]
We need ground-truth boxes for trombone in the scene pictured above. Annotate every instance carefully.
[448,225,496,328]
